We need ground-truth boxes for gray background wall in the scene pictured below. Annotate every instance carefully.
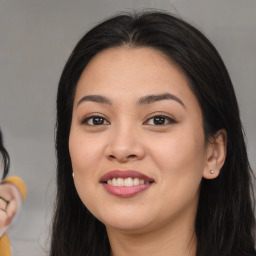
[0,0,255,255]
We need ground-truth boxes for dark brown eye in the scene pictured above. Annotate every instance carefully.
[145,115,176,126]
[153,116,166,125]
[82,116,110,126]
[92,117,104,125]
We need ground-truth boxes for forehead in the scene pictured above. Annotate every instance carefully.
[74,47,198,107]
[78,46,185,80]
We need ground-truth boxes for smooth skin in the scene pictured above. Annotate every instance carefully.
[69,47,227,256]
[0,183,21,234]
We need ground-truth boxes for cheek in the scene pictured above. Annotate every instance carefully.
[69,131,103,175]
[68,128,108,193]
[149,128,206,190]
[148,133,205,219]
[69,132,102,209]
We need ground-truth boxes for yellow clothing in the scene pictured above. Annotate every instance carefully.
[3,176,27,200]
[0,234,11,256]
[0,176,26,256]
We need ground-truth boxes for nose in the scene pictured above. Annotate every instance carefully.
[105,125,145,163]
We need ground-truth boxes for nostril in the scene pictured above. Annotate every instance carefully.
[128,154,137,158]
[107,154,138,162]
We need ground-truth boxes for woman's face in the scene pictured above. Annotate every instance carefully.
[69,47,212,233]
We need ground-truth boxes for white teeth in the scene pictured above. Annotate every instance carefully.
[106,177,150,187]
[124,177,133,186]
[112,178,117,186]
[133,177,139,186]
[116,178,124,186]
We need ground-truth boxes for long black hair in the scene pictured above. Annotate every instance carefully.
[0,129,10,181]
[51,11,256,256]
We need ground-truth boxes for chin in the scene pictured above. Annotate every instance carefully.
[105,219,152,233]
[96,209,154,233]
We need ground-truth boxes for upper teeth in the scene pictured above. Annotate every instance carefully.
[107,177,150,187]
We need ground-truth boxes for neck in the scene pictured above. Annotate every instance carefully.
[107,215,197,256]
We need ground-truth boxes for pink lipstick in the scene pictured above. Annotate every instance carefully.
[100,170,154,198]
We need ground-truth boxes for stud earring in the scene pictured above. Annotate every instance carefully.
[210,170,214,174]
[72,172,74,178]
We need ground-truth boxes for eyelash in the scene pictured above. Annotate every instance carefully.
[81,114,176,126]
[144,115,176,126]
[81,115,110,126]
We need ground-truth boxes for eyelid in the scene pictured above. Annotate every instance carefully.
[143,113,177,125]
[80,114,110,126]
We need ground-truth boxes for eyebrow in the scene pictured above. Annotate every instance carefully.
[77,93,185,108]
[138,93,185,108]
[77,95,112,107]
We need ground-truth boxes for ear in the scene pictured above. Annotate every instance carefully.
[203,129,227,179]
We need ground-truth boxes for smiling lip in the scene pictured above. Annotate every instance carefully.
[100,170,154,198]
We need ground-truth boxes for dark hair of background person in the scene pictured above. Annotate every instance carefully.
[50,11,256,256]
[0,129,10,181]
